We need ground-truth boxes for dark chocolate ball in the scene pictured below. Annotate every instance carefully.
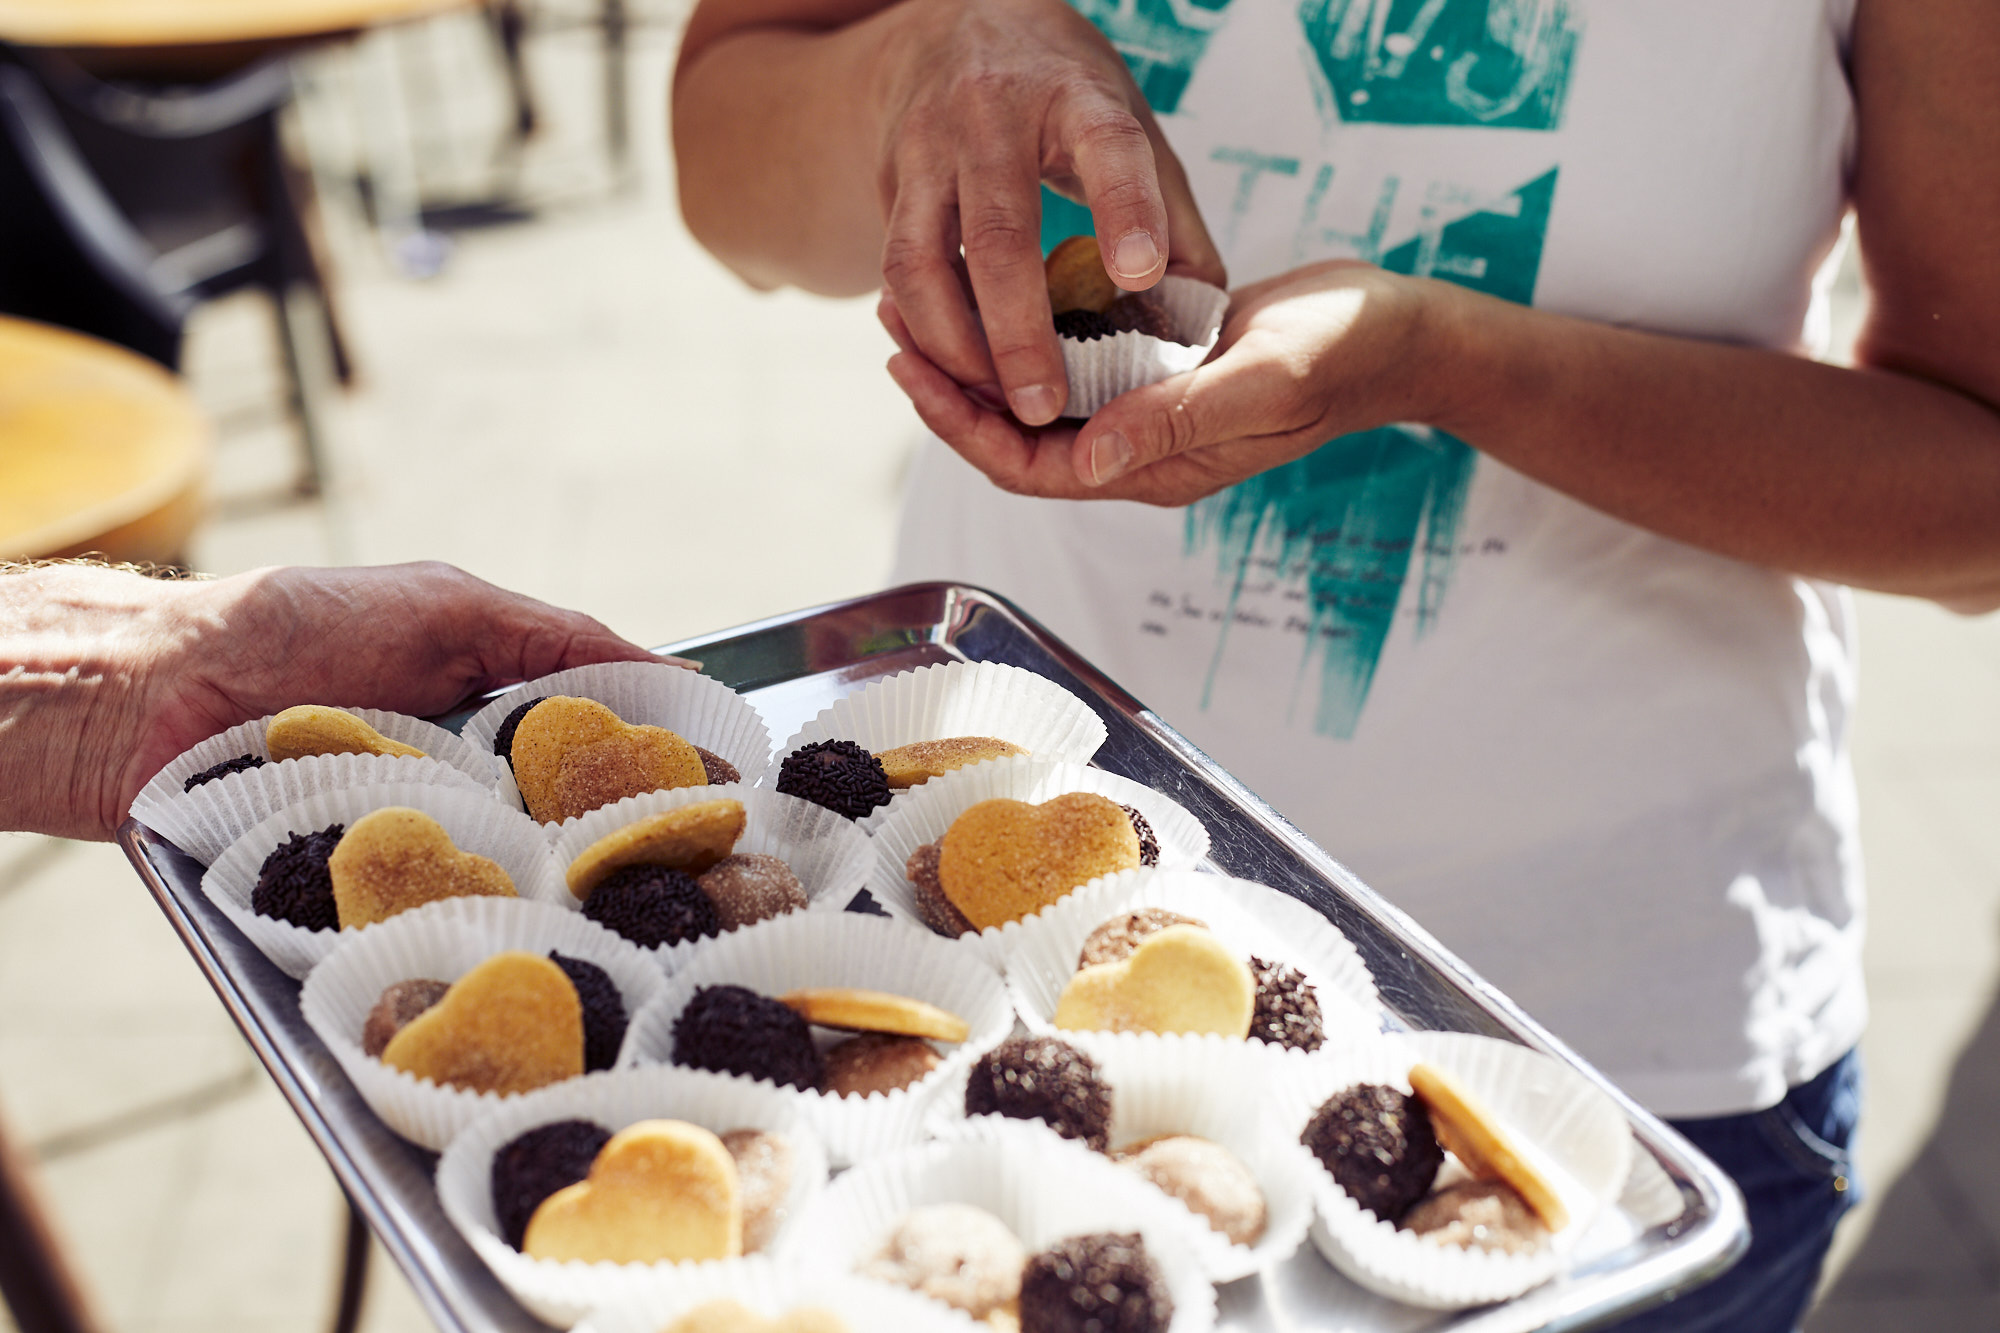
[774,740,891,820]
[671,984,824,1091]
[581,865,722,950]
[1019,1232,1174,1333]
[1053,308,1115,342]
[1301,1083,1443,1222]
[1118,804,1160,867]
[548,951,627,1073]
[964,1035,1112,1152]
[490,1119,612,1250]
[490,696,549,768]
[1248,956,1326,1053]
[1104,294,1178,342]
[251,824,344,932]
[183,753,267,792]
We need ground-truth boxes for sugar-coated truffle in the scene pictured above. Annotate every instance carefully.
[693,746,740,786]
[1118,804,1161,867]
[1077,908,1204,968]
[964,1035,1113,1152]
[1019,1232,1173,1333]
[821,1033,941,1098]
[1301,1084,1443,1222]
[774,740,890,820]
[671,984,824,1091]
[1117,1135,1266,1247]
[1404,1179,1549,1254]
[251,823,345,931]
[1248,956,1326,1052]
[906,841,976,937]
[490,1119,612,1251]
[491,697,549,767]
[548,951,627,1073]
[720,1128,794,1253]
[361,978,449,1058]
[698,853,807,930]
[858,1203,1025,1320]
[183,753,267,792]
[581,864,722,949]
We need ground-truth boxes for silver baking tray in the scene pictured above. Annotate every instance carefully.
[119,582,1746,1333]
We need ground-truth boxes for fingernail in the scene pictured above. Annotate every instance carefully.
[1089,430,1134,485]
[1112,231,1161,280]
[1010,384,1059,425]
[969,383,1008,413]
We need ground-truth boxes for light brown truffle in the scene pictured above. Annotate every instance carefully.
[1116,1135,1267,1247]
[699,853,808,929]
[906,841,977,937]
[820,1033,942,1098]
[720,1128,795,1254]
[1078,908,1207,968]
[361,978,449,1058]
[1404,1179,1549,1254]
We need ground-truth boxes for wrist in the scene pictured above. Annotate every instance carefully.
[1413,280,1516,439]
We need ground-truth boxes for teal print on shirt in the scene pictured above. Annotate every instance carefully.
[1186,168,1557,738]
[1067,0,1238,114]
[1299,0,1582,130]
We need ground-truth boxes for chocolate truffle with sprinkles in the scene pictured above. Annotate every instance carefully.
[1019,1232,1174,1333]
[693,746,741,785]
[548,951,627,1072]
[672,984,824,1091]
[1053,308,1115,342]
[1301,1083,1443,1222]
[581,865,722,949]
[490,697,549,768]
[1118,805,1160,867]
[251,824,345,931]
[490,1119,613,1250]
[183,753,267,792]
[1248,956,1326,1052]
[964,1035,1112,1151]
[774,739,891,820]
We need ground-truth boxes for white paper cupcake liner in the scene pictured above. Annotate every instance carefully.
[577,1259,987,1333]
[620,912,1015,1166]
[550,785,877,971]
[1280,1032,1635,1310]
[201,782,569,980]
[866,755,1211,956]
[926,1033,1314,1281]
[300,897,668,1150]
[462,662,771,829]
[437,1065,831,1327]
[783,1127,1218,1333]
[132,709,519,862]
[1001,868,1382,1055]
[1060,275,1228,418]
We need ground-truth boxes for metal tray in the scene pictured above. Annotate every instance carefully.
[119,582,1746,1333]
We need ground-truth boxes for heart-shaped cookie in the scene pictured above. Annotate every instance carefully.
[522,1119,743,1264]
[380,951,583,1095]
[1409,1062,1570,1231]
[266,705,425,762]
[938,792,1140,930]
[328,807,517,929]
[565,799,746,899]
[664,1301,848,1333]
[1054,924,1254,1037]
[875,737,1027,790]
[511,696,708,824]
[779,987,969,1043]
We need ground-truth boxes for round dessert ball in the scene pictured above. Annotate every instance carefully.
[1248,956,1326,1052]
[692,746,741,786]
[252,823,345,932]
[183,753,267,792]
[671,984,824,1091]
[361,978,449,1058]
[548,951,628,1073]
[1019,1232,1174,1333]
[1117,804,1161,867]
[1301,1083,1443,1222]
[491,696,549,768]
[582,864,722,949]
[964,1035,1113,1151]
[1117,1135,1267,1247]
[720,1128,795,1253]
[774,740,891,820]
[905,841,976,937]
[697,853,807,930]
[1077,908,1204,968]
[1404,1179,1548,1254]
[858,1203,1025,1320]
[490,1119,612,1251]
[821,1033,941,1098]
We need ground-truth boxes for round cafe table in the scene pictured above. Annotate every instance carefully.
[0,0,465,47]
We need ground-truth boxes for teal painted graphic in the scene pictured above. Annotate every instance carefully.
[1068,0,1238,114]
[1299,0,1582,130]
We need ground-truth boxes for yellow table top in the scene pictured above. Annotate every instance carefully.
[0,316,209,560]
[0,0,467,47]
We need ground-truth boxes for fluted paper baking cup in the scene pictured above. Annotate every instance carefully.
[463,662,770,825]
[867,755,1210,952]
[620,912,1015,1166]
[1282,1031,1634,1309]
[783,1127,1218,1332]
[1002,868,1382,1050]
[926,1032,1315,1280]
[437,1065,830,1326]
[300,897,667,1150]
[201,782,568,980]
[1059,274,1228,419]
[578,1261,987,1333]
[550,785,874,969]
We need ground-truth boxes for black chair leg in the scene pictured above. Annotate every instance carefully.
[328,1194,371,1333]
[0,1104,106,1333]
[491,1,537,142]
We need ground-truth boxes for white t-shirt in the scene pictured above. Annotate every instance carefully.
[893,0,1865,1118]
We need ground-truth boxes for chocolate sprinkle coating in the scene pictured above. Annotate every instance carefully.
[1019,1232,1174,1333]
[1301,1084,1443,1222]
[251,824,345,931]
[548,951,627,1072]
[775,739,892,820]
[965,1035,1112,1152]
[183,753,267,792]
[1248,956,1326,1052]
[581,864,722,950]
[694,746,741,786]
[491,697,549,767]
[490,1119,612,1250]
[1118,805,1160,867]
[1053,308,1116,342]
[672,984,824,1091]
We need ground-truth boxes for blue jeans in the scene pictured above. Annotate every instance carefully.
[1608,1049,1863,1333]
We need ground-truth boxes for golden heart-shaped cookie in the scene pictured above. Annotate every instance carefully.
[778,987,969,1042]
[267,705,425,762]
[327,807,517,929]
[1054,924,1254,1037]
[380,952,583,1094]
[938,792,1140,930]
[1409,1062,1570,1231]
[511,696,708,824]
[565,799,746,899]
[523,1119,742,1264]
[876,737,1027,790]
[664,1300,848,1333]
